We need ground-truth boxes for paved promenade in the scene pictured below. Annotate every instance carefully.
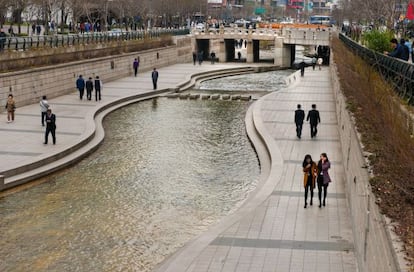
[157,67,357,271]
[0,63,253,188]
[0,62,357,271]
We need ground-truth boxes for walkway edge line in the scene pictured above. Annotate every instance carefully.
[155,86,286,272]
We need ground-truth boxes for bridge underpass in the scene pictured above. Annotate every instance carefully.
[191,27,331,67]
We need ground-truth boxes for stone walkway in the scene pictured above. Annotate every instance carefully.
[0,63,253,188]
[0,62,357,271]
[156,67,357,272]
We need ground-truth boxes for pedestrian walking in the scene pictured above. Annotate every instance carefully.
[133,58,140,76]
[0,28,6,51]
[76,75,85,100]
[192,52,197,65]
[306,104,320,138]
[40,95,49,126]
[299,60,306,77]
[198,51,203,65]
[44,109,56,145]
[295,104,305,139]
[152,68,159,90]
[86,77,94,100]
[94,76,102,101]
[5,94,16,123]
[210,51,216,64]
[302,154,317,208]
[311,56,317,70]
[317,57,323,70]
[317,153,331,207]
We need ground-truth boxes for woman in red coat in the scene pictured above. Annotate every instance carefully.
[302,154,318,208]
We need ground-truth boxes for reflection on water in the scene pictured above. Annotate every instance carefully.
[199,70,293,92]
[0,98,259,272]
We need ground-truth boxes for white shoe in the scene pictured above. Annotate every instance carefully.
[7,120,11,123]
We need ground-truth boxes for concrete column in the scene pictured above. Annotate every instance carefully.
[218,39,225,63]
[273,37,292,67]
[246,40,253,63]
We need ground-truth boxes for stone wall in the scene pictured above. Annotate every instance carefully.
[330,59,404,272]
[0,36,192,109]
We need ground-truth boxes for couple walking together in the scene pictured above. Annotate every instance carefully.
[302,153,331,208]
[295,104,320,139]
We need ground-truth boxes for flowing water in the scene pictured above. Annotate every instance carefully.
[0,70,291,272]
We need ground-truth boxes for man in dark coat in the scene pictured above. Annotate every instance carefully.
[76,75,85,100]
[44,109,56,145]
[133,58,139,76]
[400,39,410,61]
[94,76,102,101]
[295,104,305,139]
[151,68,159,90]
[385,38,405,60]
[85,77,94,100]
[0,28,6,51]
[306,104,321,138]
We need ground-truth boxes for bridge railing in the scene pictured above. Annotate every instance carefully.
[339,33,414,104]
[0,28,190,52]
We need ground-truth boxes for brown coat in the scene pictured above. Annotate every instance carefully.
[5,98,15,112]
[303,162,318,188]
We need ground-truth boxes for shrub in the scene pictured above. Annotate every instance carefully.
[362,30,393,52]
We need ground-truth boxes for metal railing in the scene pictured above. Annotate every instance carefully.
[0,28,190,52]
[339,33,414,104]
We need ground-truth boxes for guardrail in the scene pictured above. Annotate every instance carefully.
[339,33,414,104]
[0,28,190,52]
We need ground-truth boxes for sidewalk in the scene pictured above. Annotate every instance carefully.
[156,67,357,272]
[0,63,255,189]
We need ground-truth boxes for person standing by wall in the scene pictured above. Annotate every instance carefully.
[295,104,305,139]
[302,154,318,208]
[44,109,56,145]
[94,76,102,101]
[317,153,331,207]
[192,52,197,65]
[133,58,140,76]
[40,95,49,126]
[151,68,159,90]
[85,77,94,101]
[306,104,320,138]
[76,75,85,100]
[5,94,16,123]
[0,28,6,52]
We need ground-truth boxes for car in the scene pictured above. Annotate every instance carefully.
[195,23,205,31]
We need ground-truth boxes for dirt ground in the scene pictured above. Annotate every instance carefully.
[332,37,414,270]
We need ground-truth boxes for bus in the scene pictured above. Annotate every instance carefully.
[309,15,332,26]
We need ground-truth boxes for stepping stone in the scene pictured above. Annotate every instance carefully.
[165,93,179,98]
[211,94,220,100]
[240,95,252,101]
[221,94,231,100]
[189,94,200,99]
[201,94,211,100]
[179,93,190,99]
[231,95,241,100]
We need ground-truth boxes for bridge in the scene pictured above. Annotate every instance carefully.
[192,26,331,67]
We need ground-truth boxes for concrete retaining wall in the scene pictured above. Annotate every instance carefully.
[0,36,192,109]
[330,59,405,272]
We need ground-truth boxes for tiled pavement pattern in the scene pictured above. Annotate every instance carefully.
[158,67,357,272]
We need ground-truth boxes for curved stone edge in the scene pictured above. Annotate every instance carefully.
[155,92,285,272]
[0,90,170,191]
[0,66,273,191]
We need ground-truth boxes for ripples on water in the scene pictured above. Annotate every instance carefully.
[199,70,293,92]
[0,98,260,272]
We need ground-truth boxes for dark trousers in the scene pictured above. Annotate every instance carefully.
[296,123,303,138]
[45,127,56,144]
[78,88,84,99]
[41,112,47,126]
[152,79,157,90]
[86,89,92,100]
[304,177,314,204]
[310,123,318,137]
[134,67,138,76]
[95,90,101,101]
[317,177,328,206]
